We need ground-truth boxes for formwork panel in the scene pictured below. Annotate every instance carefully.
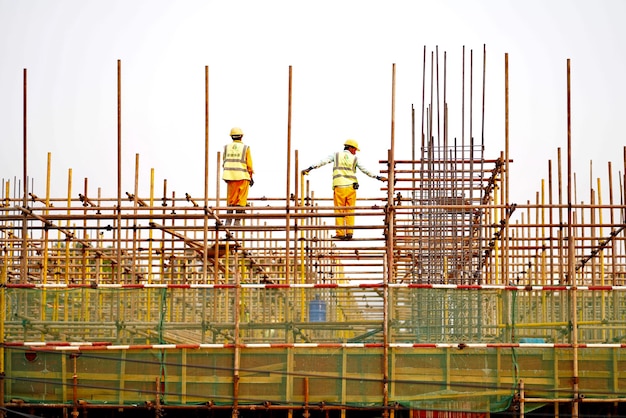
[4,343,626,411]
[239,350,288,403]
[576,348,626,398]
[7,350,66,403]
[292,349,344,402]
[345,350,385,404]
[179,349,235,405]
[391,348,512,413]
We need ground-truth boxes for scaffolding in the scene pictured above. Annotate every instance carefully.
[1,47,626,417]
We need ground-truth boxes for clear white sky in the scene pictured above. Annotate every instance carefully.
[1,0,625,209]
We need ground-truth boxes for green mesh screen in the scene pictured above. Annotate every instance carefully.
[3,286,626,413]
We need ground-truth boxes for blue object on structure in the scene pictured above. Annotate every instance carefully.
[309,299,327,322]
[519,338,546,343]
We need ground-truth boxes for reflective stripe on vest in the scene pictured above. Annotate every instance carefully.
[332,151,358,188]
[223,142,251,181]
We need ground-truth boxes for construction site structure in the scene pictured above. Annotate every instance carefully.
[1,47,626,418]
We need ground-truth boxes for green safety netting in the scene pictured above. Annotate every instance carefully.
[2,286,626,413]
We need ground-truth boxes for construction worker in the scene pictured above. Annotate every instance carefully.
[222,127,254,226]
[302,139,387,240]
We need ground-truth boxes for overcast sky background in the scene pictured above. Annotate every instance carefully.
[1,0,625,211]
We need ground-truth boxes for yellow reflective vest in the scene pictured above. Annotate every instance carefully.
[223,141,251,181]
[332,151,358,188]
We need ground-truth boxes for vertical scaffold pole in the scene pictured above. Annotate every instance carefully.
[566,58,580,418]
[504,51,511,285]
[116,59,123,283]
[132,154,139,282]
[21,68,28,283]
[607,162,616,288]
[203,65,210,283]
[285,65,293,286]
[382,62,396,418]
[232,250,241,418]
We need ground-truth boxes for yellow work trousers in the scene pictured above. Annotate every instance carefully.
[226,180,250,207]
[333,185,357,236]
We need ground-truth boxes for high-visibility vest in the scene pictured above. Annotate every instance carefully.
[332,150,358,188]
[223,142,251,181]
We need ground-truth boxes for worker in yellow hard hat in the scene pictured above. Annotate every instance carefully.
[302,139,387,240]
[222,127,254,227]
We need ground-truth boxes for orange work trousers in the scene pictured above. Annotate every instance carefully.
[226,180,250,207]
[333,185,357,236]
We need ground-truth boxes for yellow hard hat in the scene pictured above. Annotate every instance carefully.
[344,139,359,150]
[230,127,244,137]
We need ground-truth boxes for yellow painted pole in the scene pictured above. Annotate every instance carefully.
[0,219,6,372]
[493,184,500,284]
[43,153,51,284]
[41,153,51,327]
[299,158,306,323]
[541,181,547,325]
[606,161,616,287]
[3,181,8,207]
[54,168,72,324]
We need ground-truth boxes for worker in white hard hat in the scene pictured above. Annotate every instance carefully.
[302,139,387,240]
[222,127,254,227]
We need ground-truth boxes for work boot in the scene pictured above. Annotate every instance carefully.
[235,209,245,227]
[224,210,234,226]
